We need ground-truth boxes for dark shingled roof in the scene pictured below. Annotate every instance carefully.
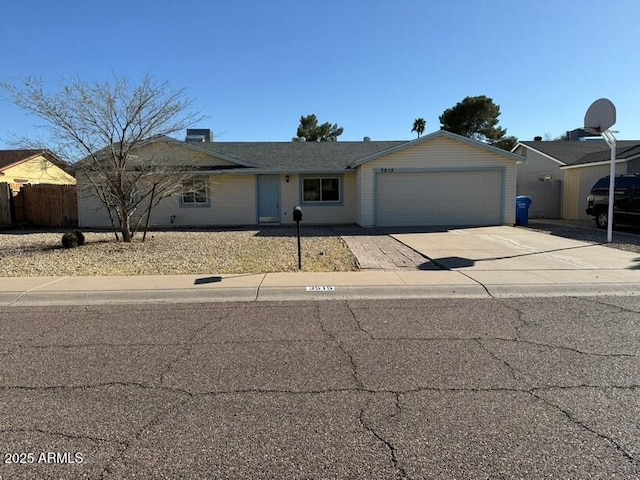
[576,143,640,166]
[520,140,640,166]
[0,149,73,174]
[0,149,46,169]
[197,141,407,171]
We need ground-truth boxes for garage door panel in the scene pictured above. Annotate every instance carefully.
[375,171,502,227]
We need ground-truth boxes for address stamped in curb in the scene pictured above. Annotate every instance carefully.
[306,286,336,292]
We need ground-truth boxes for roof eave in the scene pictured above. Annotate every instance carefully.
[200,168,354,175]
[560,158,631,170]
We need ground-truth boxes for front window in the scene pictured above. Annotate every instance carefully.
[180,178,209,206]
[303,177,340,202]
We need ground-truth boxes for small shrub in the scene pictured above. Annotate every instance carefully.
[61,231,84,249]
[72,230,85,246]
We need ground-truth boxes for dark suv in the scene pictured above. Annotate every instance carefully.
[586,174,640,228]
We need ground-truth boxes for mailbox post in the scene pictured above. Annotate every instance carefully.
[293,206,302,269]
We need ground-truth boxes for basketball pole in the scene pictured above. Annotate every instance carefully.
[584,98,617,244]
[601,130,616,243]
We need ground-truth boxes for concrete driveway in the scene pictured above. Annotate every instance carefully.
[388,226,640,292]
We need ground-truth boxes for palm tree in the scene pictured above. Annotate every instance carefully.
[411,118,426,138]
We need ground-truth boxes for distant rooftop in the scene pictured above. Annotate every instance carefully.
[519,140,640,166]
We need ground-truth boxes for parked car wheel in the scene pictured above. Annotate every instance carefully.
[595,210,608,229]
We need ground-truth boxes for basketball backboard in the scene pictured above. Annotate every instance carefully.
[584,98,616,133]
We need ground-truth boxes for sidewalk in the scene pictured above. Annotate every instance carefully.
[1,267,639,306]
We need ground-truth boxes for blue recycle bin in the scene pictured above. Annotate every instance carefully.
[515,195,532,226]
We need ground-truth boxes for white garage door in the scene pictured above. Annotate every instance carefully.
[375,170,503,227]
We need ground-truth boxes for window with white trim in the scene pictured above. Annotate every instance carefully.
[302,177,340,202]
[180,178,209,207]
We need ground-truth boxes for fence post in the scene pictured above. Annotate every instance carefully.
[0,182,11,226]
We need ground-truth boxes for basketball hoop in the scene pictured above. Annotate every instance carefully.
[584,98,616,134]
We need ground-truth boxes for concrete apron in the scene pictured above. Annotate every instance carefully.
[389,226,640,297]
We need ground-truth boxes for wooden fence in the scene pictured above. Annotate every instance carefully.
[0,183,78,228]
[0,183,11,226]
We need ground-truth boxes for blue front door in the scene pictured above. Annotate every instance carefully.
[258,175,280,223]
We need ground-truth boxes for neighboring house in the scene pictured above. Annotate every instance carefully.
[0,149,76,192]
[513,139,640,220]
[77,129,523,229]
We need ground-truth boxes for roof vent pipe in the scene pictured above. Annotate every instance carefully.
[534,136,543,141]
[186,129,213,142]
[363,136,371,142]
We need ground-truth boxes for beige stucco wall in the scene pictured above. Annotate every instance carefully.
[514,146,564,218]
[514,146,564,184]
[1,156,75,186]
[280,173,356,224]
[78,140,256,228]
[562,162,627,219]
[78,174,257,228]
[357,136,519,226]
[280,174,299,223]
[152,174,256,226]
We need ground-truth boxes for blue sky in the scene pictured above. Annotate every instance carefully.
[1,0,639,153]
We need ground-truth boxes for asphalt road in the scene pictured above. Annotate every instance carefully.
[1,297,639,479]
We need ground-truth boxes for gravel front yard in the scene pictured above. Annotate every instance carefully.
[526,219,640,254]
[0,227,359,277]
[2,221,639,278]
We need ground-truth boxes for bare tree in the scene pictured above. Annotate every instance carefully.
[1,74,204,242]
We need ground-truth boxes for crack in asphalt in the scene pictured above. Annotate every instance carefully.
[6,382,640,397]
[344,300,372,336]
[529,390,639,467]
[475,339,519,381]
[0,427,124,445]
[584,297,640,315]
[359,395,407,480]
[316,304,363,389]
[532,384,640,392]
[484,336,637,358]
[316,302,407,480]
[77,314,223,478]
[98,395,194,480]
[0,312,76,359]
[10,336,636,358]
[391,391,402,419]
[11,382,638,396]
[497,300,530,340]
[0,381,194,397]
[14,338,336,350]
[156,311,232,387]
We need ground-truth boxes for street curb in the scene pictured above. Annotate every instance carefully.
[486,283,640,298]
[2,283,639,306]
